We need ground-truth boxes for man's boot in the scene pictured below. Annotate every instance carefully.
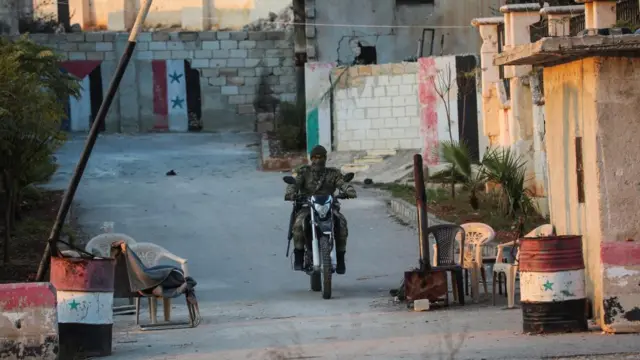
[336,251,346,274]
[294,249,304,271]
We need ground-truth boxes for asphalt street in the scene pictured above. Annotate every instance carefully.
[49,133,640,360]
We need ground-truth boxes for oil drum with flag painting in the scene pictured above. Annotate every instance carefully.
[58,60,104,132]
[50,255,116,358]
[518,235,588,334]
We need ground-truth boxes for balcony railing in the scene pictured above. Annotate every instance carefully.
[569,13,585,36]
[530,18,549,42]
[617,0,640,29]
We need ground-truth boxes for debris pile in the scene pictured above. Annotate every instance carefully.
[243,5,293,31]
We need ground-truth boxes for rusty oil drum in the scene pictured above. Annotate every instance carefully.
[50,256,116,358]
[518,235,588,334]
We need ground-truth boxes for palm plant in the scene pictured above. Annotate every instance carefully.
[481,147,534,218]
[431,140,486,210]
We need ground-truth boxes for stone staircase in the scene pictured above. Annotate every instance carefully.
[340,149,397,175]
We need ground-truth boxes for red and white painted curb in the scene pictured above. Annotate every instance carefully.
[0,282,58,360]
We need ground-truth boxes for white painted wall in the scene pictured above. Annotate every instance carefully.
[332,64,422,151]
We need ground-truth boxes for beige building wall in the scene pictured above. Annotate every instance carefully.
[544,56,640,332]
[34,0,291,30]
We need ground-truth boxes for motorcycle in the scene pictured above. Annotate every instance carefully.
[282,172,355,300]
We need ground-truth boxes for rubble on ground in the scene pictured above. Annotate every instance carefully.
[243,5,293,31]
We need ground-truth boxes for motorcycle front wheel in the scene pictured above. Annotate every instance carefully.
[319,235,333,299]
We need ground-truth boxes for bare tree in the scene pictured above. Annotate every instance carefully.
[431,64,457,198]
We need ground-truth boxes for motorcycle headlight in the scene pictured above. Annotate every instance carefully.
[313,203,331,218]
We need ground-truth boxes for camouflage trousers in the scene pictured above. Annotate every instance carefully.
[292,207,348,252]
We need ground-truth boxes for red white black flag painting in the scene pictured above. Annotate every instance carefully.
[152,59,189,132]
[59,60,104,132]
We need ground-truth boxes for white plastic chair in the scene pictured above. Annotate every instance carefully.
[85,233,138,257]
[128,242,190,326]
[492,224,556,308]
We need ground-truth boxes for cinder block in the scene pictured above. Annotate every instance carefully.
[154,51,172,60]
[228,95,247,105]
[239,40,257,49]
[208,77,226,86]
[393,107,406,117]
[135,51,153,60]
[190,59,209,68]
[365,108,380,119]
[209,59,227,68]
[374,87,386,97]
[227,58,245,67]
[230,49,247,58]
[217,32,231,40]
[379,107,392,118]
[244,59,261,67]
[399,84,413,95]
[149,42,167,51]
[220,40,238,50]
[402,74,416,85]
[0,283,58,359]
[195,50,212,58]
[152,32,170,41]
[392,96,406,107]
[405,105,418,116]
[171,50,192,59]
[212,49,230,59]
[229,31,248,41]
[78,42,96,51]
[389,76,403,86]
[414,299,430,312]
[87,52,105,60]
[68,52,87,60]
[222,86,239,95]
[386,86,399,96]
[167,41,185,50]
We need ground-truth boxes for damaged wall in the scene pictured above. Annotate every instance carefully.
[327,56,482,162]
[305,0,505,65]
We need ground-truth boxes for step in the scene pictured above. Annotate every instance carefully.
[367,149,397,157]
[341,163,370,173]
[353,155,385,164]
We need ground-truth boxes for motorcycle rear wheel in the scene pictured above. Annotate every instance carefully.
[320,235,333,300]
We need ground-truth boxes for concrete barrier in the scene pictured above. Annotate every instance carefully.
[0,283,58,360]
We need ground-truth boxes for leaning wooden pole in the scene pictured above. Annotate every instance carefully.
[35,0,155,281]
[413,154,431,272]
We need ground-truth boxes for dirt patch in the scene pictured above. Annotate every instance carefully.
[374,183,548,243]
[0,189,87,283]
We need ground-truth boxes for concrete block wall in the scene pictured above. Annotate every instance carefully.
[331,63,421,151]
[22,30,296,133]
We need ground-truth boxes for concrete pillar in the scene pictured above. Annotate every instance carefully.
[181,0,209,30]
[577,0,617,30]
[500,3,541,194]
[540,5,585,37]
[472,17,504,147]
[69,0,92,28]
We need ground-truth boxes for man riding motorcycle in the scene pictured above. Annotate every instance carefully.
[284,145,357,274]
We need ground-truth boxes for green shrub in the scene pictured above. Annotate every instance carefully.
[275,101,306,152]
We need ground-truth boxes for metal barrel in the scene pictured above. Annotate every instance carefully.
[519,235,588,334]
[50,256,116,358]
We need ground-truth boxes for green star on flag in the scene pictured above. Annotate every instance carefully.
[169,71,183,84]
[543,280,553,291]
[171,96,185,109]
[69,299,79,310]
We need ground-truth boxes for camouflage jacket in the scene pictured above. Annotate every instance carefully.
[284,166,357,200]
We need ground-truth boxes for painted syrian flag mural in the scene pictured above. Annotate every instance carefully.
[59,60,104,132]
[152,59,189,132]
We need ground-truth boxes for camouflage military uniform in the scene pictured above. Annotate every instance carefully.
[285,166,357,253]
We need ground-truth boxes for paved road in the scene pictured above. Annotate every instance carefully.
[50,133,640,360]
